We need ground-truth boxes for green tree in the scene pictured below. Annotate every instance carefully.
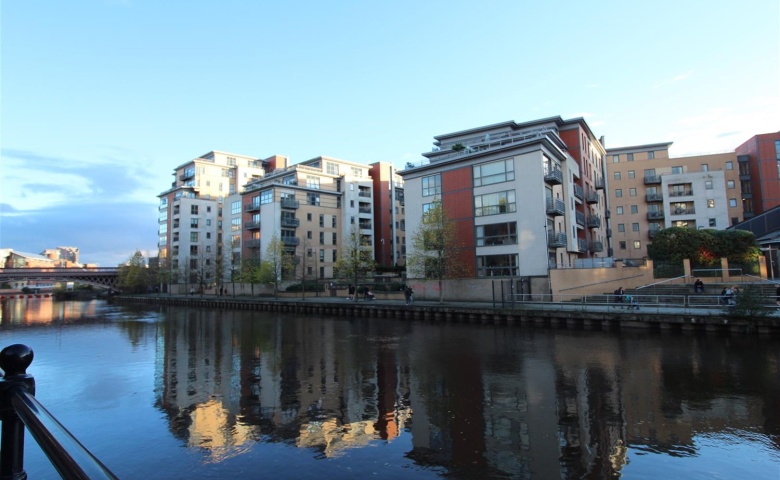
[263,233,295,298]
[239,255,263,296]
[648,227,759,266]
[117,250,151,293]
[406,201,466,303]
[333,226,376,302]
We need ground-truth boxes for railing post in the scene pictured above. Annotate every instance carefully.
[0,344,35,480]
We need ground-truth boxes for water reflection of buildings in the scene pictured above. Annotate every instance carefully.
[154,308,780,477]
[0,297,101,326]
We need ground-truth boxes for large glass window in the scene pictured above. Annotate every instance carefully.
[260,190,273,204]
[307,193,320,206]
[476,222,517,246]
[476,254,519,277]
[473,158,515,187]
[474,190,516,216]
[306,176,321,189]
[231,218,241,232]
[422,174,441,197]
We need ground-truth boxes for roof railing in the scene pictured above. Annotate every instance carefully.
[0,344,119,480]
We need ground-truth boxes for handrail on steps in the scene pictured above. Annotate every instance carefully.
[0,344,118,480]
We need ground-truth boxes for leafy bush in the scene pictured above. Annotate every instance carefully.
[285,282,325,292]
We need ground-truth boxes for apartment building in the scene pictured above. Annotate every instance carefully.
[735,132,780,217]
[605,144,741,259]
[401,116,608,281]
[158,151,281,285]
[368,162,406,267]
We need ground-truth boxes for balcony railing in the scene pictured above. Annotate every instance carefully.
[573,184,584,201]
[585,190,599,204]
[547,232,567,248]
[649,228,661,239]
[546,198,565,216]
[671,207,695,215]
[244,203,261,213]
[668,190,693,197]
[0,344,119,479]
[282,237,300,246]
[588,241,604,252]
[544,168,563,185]
[594,177,605,190]
[281,217,300,227]
[578,238,588,252]
[645,193,663,202]
[358,191,372,198]
[281,198,300,209]
[245,239,261,249]
[359,207,372,214]
[244,221,260,230]
[644,175,661,185]
[575,211,586,227]
[587,215,601,228]
[647,211,664,220]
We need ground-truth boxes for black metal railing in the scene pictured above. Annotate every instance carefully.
[0,344,118,480]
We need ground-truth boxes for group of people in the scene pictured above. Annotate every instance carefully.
[346,284,376,301]
[613,287,639,310]
[719,286,740,306]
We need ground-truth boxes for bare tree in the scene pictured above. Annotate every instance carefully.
[406,201,466,303]
[334,226,376,302]
[263,233,295,299]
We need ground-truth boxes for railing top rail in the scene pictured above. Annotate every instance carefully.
[636,275,688,289]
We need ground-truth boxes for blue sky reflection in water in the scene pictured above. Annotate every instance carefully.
[1,299,779,479]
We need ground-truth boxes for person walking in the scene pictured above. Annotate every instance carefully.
[404,286,413,305]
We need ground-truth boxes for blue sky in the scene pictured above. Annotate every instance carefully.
[1,0,778,266]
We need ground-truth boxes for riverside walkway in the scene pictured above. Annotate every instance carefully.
[113,292,780,336]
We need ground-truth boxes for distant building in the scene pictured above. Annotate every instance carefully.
[605,145,741,259]
[1,249,57,268]
[734,132,780,218]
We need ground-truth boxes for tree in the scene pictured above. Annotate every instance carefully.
[648,227,760,268]
[263,233,295,298]
[333,226,376,302]
[406,201,466,303]
[117,250,151,293]
[190,251,216,294]
[239,255,263,296]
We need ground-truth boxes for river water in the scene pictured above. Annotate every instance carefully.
[0,298,778,479]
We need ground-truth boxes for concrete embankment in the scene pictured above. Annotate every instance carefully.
[112,295,780,336]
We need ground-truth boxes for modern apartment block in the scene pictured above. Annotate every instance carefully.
[158,151,282,285]
[605,144,741,259]
[401,116,608,280]
[368,162,406,267]
[735,132,780,218]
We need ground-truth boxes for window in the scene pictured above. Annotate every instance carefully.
[701,164,708,172]
[614,172,621,180]
[726,161,733,170]
[647,151,655,159]
[709,218,717,227]
[475,222,517,246]
[619,241,626,250]
[332,250,337,262]
[629,188,636,197]
[422,174,441,196]
[307,193,320,206]
[729,198,737,207]
[332,216,337,228]
[307,231,312,239]
[473,158,515,187]
[332,233,337,245]
[628,170,635,179]
[708,199,715,208]
[260,190,273,204]
[231,218,241,232]
[615,189,623,198]
[616,206,624,215]
[319,232,324,244]
[612,155,619,163]
[206,219,211,226]
[319,214,324,227]
[632,223,639,232]
[633,241,641,249]
[476,254,519,277]
[190,232,199,242]
[231,201,240,215]
[618,224,625,232]
[630,205,638,214]
[306,176,321,189]
[351,167,362,177]
[191,205,198,214]
[474,190,516,216]
[319,249,325,262]
[627,153,634,162]
[705,180,713,190]
[190,218,198,228]
[190,245,198,255]
[671,166,683,174]
[307,213,312,221]
[727,180,735,189]
[326,162,338,175]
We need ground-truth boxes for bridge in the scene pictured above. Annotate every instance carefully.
[0,268,120,289]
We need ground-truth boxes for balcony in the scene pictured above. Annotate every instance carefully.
[358,191,372,198]
[359,206,372,214]
[645,193,663,202]
[585,190,599,204]
[281,217,300,227]
[648,227,661,239]
[594,177,605,190]
[605,209,611,219]
[606,228,612,237]
[575,211,585,227]
[668,190,693,197]
[644,175,661,185]
[244,221,260,230]
[244,203,261,213]
[281,198,300,209]
[282,237,300,246]
[578,238,588,252]
[547,232,567,248]
[245,239,261,249]
[179,172,194,181]
[587,215,601,229]
[546,198,566,216]
[588,241,604,253]
[647,211,664,220]
[671,207,695,216]
[544,168,563,185]
[573,184,583,201]
[359,223,373,230]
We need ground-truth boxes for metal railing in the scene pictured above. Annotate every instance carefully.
[0,344,118,479]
